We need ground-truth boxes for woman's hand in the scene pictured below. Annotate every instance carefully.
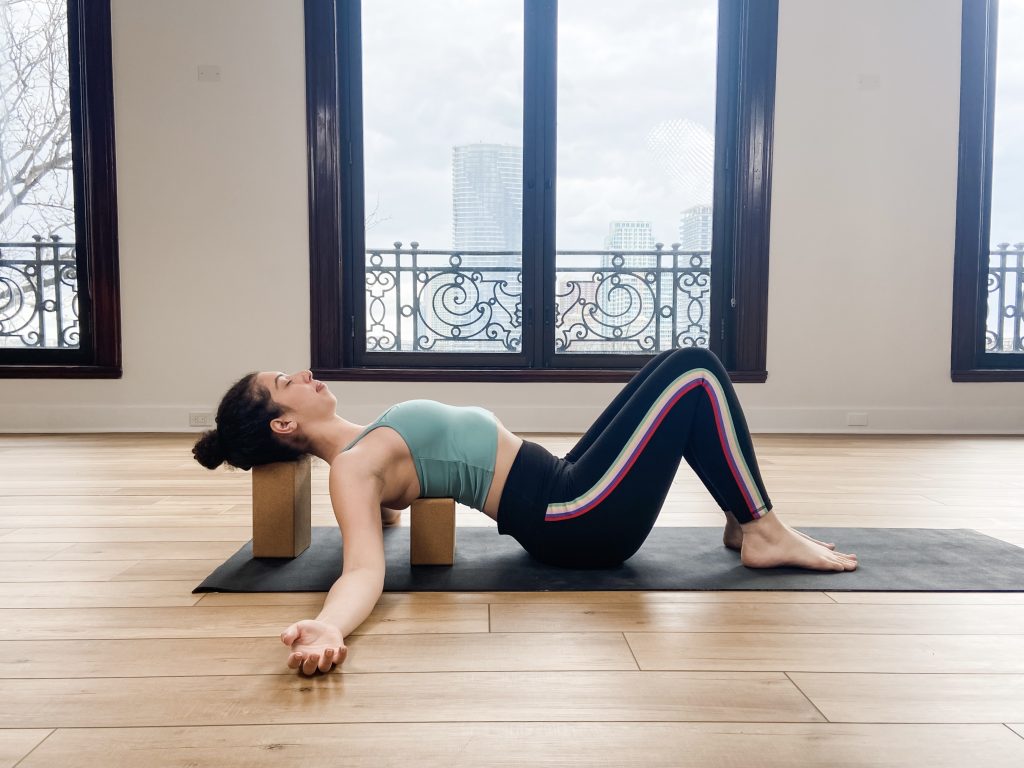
[280,619,347,675]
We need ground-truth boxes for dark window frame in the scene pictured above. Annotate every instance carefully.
[306,0,776,382]
[951,0,1024,381]
[0,0,121,379]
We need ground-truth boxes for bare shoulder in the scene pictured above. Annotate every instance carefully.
[328,451,383,497]
[328,453,386,574]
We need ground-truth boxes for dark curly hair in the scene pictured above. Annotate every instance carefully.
[192,372,306,471]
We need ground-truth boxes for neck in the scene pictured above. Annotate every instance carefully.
[302,415,365,465]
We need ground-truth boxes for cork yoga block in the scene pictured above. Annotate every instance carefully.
[410,497,456,566]
[251,455,312,558]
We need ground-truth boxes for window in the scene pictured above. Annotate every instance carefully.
[306,0,776,381]
[952,0,1024,379]
[0,0,120,378]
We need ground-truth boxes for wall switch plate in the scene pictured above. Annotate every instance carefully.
[857,72,881,90]
[846,412,869,427]
[197,64,221,82]
[189,411,214,427]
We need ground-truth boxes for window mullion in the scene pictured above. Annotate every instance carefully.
[523,0,556,368]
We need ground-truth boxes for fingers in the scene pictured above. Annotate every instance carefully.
[287,644,348,675]
[280,625,298,646]
[302,653,320,675]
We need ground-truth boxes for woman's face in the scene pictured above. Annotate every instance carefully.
[255,369,337,438]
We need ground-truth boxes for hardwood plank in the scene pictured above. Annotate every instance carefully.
[16,723,1024,768]
[789,673,1024,723]
[0,514,254,527]
[111,559,229,581]
[0,603,490,640]
[926,493,1024,506]
[0,543,73,561]
[0,632,636,678]
[0,671,822,728]
[0,560,138,583]
[489,602,1024,634]
[625,632,1024,672]
[0,495,163,507]
[47,541,242,561]
[826,591,1024,604]
[0,729,51,768]
[1,526,251,542]
[0,505,238,516]
[0,581,202,609]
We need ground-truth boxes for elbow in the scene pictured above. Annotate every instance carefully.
[344,565,385,596]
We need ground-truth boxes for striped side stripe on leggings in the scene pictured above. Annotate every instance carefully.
[544,367,769,522]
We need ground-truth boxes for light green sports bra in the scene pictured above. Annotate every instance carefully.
[342,399,499,511]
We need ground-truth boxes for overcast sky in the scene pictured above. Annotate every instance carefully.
[990,0,1024,244]
[1,1,1020,251]
[361,0,717,252]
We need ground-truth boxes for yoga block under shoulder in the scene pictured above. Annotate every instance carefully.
[252,456,311,558]
[410,497,456,566]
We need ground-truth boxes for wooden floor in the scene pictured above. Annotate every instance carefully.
[1,432,1023,767]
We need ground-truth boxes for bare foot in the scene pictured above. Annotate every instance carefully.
[723,517,836,552]
[723,518,744,551]
[739,514,857,572]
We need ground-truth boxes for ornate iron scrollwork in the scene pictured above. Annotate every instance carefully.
[985,242,1024,354]
[364,241,712,354]
[0,235,80,349]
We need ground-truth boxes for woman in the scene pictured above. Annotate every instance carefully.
[193,347,856,676]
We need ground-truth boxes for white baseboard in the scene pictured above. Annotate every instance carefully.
[0,404,1022,434]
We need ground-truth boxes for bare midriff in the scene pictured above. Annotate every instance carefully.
[343,417,524,522]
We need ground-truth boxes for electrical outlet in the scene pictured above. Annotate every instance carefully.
[189,411,214,427]
[846,412,868,427]
[197,64,221,82]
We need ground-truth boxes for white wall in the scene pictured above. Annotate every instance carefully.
[0,0,1021,434]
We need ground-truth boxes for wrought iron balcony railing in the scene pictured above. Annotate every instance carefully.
[986,242,1024,353]
[0,235,80,349]
[365,240,1024,356]
[2,237,1019,356]
[365,241,712,354]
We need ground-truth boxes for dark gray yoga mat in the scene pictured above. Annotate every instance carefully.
[194,526,1024,592]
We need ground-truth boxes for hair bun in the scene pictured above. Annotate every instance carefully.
[192,428,226,470]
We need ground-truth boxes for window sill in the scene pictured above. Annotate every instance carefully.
[951,368,1024,382]
[0,365,122,379]
[313,367,768,383]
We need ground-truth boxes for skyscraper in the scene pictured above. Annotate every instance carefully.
[679,204,713,251]
[451,144,522,251]
[603,220,655,251]
[413,144,523,353]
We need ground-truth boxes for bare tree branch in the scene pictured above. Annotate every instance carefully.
[1,0,73,240]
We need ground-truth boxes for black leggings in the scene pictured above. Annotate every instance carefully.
[496,347,773,568]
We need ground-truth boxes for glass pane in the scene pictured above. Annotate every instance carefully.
[0,0,79,349]
[555,0,717,354]
[987,0,1024,353]
[361,1,524,353]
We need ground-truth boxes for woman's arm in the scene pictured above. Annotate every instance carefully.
[280,456,387,673]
